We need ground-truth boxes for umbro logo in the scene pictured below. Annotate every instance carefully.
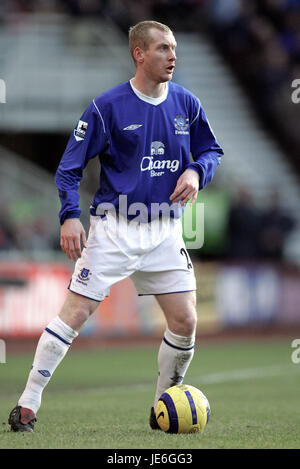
[123,124,143,130]
[38,369,51,377]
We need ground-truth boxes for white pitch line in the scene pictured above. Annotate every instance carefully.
[47,364,296,398]
[196,364,292,385]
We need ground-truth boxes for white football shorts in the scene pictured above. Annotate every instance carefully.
[69,212,196,302]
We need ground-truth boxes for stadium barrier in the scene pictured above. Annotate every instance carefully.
[0,261,299,339]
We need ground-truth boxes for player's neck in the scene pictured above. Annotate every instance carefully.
[131,76,167,99]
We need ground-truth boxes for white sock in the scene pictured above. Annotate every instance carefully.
[18,316,78,414]
[153,327,195,410]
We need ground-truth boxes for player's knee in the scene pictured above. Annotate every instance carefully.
[182,311,197,337]
[72,308,91,327]
[59,292,98,331]
[170,310,197,337]
[59,307,89,331]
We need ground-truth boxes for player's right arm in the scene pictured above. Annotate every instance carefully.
[55,99,108,259]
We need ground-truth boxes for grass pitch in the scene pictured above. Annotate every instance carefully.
[0,337,299,449]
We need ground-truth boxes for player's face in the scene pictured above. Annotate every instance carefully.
[142,29,177,83]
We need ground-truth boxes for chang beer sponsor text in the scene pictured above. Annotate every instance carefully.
[140,141,180,177]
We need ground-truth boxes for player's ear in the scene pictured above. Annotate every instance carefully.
[133,46,144,64]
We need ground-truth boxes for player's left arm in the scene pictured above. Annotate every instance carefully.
[170,101,223,206]
[169,168,200,206]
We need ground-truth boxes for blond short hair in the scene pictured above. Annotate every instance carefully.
[128,20,173,63]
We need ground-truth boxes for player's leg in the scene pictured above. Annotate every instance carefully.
[9,213,139,431]
[130,219,197,427]
[153,291,197,410]
[9,291,99,432]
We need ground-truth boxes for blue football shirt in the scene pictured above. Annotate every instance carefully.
[55,80,224,224]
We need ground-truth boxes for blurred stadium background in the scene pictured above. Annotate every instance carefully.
[1,0,300,346]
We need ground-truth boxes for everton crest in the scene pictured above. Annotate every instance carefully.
[78,268,92,281]
[174,115,189,135]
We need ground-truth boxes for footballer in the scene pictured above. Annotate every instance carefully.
[8,20,223,432]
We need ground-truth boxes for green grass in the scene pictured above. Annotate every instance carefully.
[0,338,299,449]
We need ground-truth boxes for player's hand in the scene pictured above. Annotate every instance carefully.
[169,169,200,207]
[60,218,87,261]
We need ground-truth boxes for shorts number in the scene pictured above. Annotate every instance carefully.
[180,248,193,270]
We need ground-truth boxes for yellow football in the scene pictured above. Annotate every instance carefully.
[155,384,210,434]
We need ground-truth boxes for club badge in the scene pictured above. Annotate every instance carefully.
[174,115,189,135]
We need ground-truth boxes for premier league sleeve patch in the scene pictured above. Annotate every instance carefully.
[74,120,88,141]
